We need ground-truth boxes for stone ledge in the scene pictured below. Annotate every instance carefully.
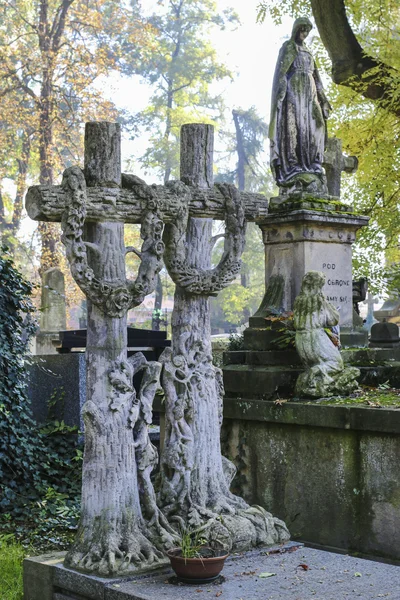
[257,209,369,229]
[223,397,400,434]
[23,543,301,600]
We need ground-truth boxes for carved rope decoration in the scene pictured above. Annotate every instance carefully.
[163,181,247,295]
[60,166,164,317]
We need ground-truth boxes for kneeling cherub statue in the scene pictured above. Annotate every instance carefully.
[294,271,359,398]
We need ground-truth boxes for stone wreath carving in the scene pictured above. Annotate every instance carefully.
[60,166,164,317]
[163,181,247,294]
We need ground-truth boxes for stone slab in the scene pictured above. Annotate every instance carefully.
[223,364,302,400]
[26,353,86,429]
[24,546,400,600]
[222,398,400,434]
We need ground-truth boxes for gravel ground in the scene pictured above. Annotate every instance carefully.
[110,545,400,600]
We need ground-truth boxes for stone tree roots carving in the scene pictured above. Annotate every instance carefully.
[294,271,360,398]
[61,123,174,576]
[158,124,290,552]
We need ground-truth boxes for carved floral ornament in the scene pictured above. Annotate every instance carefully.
[163,181,247,295]
[60,166,164,317]
[61,169,248,309]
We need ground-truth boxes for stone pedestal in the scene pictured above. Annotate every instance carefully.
[261,207,368,327]
[244,205,368,352]
[226,203,369,400]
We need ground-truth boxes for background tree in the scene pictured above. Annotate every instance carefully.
[0,0,148,270]
[257,0,400,294]
[126,0,239,182]
[212,107,272,329]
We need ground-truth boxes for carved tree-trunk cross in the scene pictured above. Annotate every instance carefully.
[26,122,289,576]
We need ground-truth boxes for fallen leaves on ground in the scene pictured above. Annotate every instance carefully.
[298,563,309,571]
[259,572,276,578]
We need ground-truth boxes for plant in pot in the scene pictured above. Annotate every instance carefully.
[167,528,229,584]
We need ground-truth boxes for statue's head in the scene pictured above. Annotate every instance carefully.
[300,270,325,295]
[291,17,313,43]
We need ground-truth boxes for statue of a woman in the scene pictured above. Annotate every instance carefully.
[269,17,331,196]
[294,271,359,398]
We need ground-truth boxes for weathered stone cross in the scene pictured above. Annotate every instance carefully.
[323,137,358,197]
[26,122,288,576]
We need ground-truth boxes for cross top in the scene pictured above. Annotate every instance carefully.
[323,137,358,198]
[26,122,268,317]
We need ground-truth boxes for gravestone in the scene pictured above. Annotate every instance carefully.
[24,121,288,587]
[242,132,368,354]
[226,20,368,400]
[369,321,400,348]
[36,267,66,354]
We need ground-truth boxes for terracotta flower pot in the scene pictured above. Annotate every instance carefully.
[167,548,229,583]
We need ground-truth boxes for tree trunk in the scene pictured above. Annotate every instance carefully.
[0,134,31,252]
[311,0,400,115]
[65,122,170,575]
[232,110,246,192]
[159,124,290,550]
[163,83,174,184]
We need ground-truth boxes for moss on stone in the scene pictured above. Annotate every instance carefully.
[315,386,400,408]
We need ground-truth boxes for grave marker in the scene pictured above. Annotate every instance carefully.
[26,121,288,576]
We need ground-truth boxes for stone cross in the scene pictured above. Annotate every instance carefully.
[364,291,378,332]
[323,137,358,197]
[25,121,286,576]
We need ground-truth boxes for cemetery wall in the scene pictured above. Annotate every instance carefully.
[221,400,400,562]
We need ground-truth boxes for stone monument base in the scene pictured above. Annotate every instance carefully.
[23,543,301,600]
[223,346,400,400]
[340,326,368,348]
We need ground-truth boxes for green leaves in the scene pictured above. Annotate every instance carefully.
[0,249,82,550]
[127,0,238,180]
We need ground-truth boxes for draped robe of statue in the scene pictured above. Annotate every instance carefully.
[269,17,330,194]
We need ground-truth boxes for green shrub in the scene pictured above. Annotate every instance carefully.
[0,246,39,511]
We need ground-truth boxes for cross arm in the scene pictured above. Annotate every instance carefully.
[26,176,269,224]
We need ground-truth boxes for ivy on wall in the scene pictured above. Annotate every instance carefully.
[0,247,82,549]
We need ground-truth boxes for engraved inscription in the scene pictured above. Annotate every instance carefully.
[322,262,351,309]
